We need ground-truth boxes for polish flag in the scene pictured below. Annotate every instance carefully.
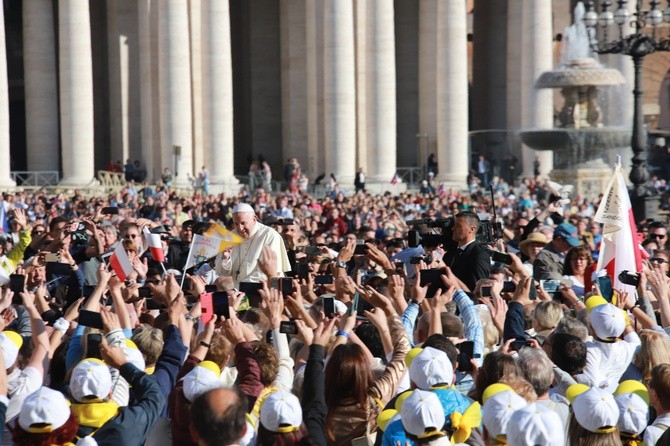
[110,242,134,282]
[594,161,642,301]
[143,227,164,263]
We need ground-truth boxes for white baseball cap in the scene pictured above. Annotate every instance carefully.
[183,361,222,403]
[570,386,619,433]
[0,331,22,368]
[18,386,71,433]
[408,347,453,390]
[507,403,565,446]
[124,339,146,371]
[232,203,255,214]
[615,392,649,435]
[260,390,303,433]
[70,358,113,402]
[400,389,445,439]
[482,385,527,440]
[589,303,626,340]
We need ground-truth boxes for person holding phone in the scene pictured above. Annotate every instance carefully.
[214,203,291,287]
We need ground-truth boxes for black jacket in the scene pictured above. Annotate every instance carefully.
[442,241,491,291]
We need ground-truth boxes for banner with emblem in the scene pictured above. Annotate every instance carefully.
[183,233,242,271]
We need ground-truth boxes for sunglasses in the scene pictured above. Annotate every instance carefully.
[650,233,668,239]
[650,258,668,264]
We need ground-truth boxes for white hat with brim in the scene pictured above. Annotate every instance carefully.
[507,403,565,446]
[232,203,255,214]
[400,389,446,440]
[482,387,527,440]
[0,331,22,369]
[590,303,626,341]
[408,347,453,390]
[18,386,71,433]
[70,358,113,402]
[615,392,649,435]
[183,361,222,403]
[571,386,619,434]
[260,390,303,433]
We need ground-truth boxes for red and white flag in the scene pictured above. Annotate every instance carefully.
[143,227,165,263]
[110,242,134,282]
[594,161,642,299]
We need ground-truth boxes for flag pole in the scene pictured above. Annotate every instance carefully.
[180,241,195,288]
[160,262,168,276]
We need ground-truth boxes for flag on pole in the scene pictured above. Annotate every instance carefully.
[110,242,134,282]
[183,233,242,271]
[143,227,165,263]
[594,160,642,298]
[203,223,244,249]
[390,173,399,185]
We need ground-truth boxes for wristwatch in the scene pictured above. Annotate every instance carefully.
[335,261,347,269]
[184,314,196,322]
[409,299,422,306]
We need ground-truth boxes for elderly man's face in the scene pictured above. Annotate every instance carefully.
[233,212,257,239]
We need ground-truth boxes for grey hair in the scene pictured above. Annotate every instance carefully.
[517,348,554,396]
[554,316,589,341]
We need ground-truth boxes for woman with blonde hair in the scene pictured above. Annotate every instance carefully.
[622,329,670,381]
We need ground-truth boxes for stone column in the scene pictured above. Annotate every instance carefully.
[201,0,237,191]
[23,0,59,173]
[418,0,438,167]
[323,0,356,185]
[59,0,95,185]
[158,0,193,186]
[0,2,13,188]
[190,0,204,177]
[355,0,367,172]
[280,0,308,170]
[436,0,469,186]
[520,0,554,177]
[138,0,157,180]
[365,0,397,185]
[306,0,325,178]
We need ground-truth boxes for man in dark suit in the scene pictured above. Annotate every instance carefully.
[442,211,490,291]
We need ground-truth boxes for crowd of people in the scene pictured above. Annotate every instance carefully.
[0,173,668,445]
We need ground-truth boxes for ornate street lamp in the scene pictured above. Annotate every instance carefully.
[584,0,670,220]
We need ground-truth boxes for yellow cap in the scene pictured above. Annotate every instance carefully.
[377,409,397,432]
[197,360,222,376]
[566,383,590,404]
[3,330,23,349]
[615,380,650,404]
[394,390,413,412]
[405,347,423,367]
[585,295,608,312]
[125,339,139,350]
[482,383,514,404]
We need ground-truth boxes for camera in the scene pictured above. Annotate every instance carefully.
[406,215,503,249]
[618,270,641,287]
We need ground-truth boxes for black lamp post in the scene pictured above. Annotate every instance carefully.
[584,0,670,220]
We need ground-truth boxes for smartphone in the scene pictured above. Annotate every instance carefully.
[419,268,446,288]
[46,262,74,275]
[82,285,95,299]
[9,274,25,296]
[410,256,426,265]
[297,262,310,279]
[279,320,298,335]
[540,279,561,293]
[490,250,512,265]
[138,286,152,298]
[394,261,404,271]
[45,252,60,263]
[145,299,166,310]
[350,292,359,315]
[79,310,104,329]
[101,207,119,215]
[510,338,529,352]
[304,246,322,257]
[597,275,614,302]
[323,296,336,317]
[354,240,367,255]
[271,277,294,296]
[314,275,334,285]
[481,286,492,298]
[457,341,476,372]
[86,333,103,359]
[204,284,217,293]
[54,285,69,303]
[239,282,263,296]
[212,291,230,320]
[502,281,516,293]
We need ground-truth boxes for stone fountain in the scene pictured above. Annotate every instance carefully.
[519,2,631,197]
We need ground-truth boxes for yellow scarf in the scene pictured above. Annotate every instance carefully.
[71,401,120,429]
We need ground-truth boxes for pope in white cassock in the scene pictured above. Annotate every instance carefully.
[214,203,291,287]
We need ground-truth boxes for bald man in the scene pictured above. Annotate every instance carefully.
[215,203,290,287]
[190,388,247,446]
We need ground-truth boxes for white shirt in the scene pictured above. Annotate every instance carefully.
[215,222,291,287]
[645,412,670,446]
[577,332,640,393]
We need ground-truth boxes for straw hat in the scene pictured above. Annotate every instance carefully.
[519,232,549,257]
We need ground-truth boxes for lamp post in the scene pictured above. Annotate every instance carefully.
[584,0,670,220]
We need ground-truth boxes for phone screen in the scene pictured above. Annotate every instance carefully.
[480,286,492,298]
[457,341,475,372]
[86,333,103,359]
[279,320,298,335]
[212,291,230,320]
[79,310,104,329]
[9,274,25,295]
[323,297,335,317]
[597,275,614,302]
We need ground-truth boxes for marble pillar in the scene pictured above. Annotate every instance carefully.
[306,0,325,178]
[323,0,356,185]
[280,0,308,171]
[190,0,204,178]
[158,0,193,186]
[436,0,469,186]
[364,0,396,183]
[520,0,554,177]
[507,0,524,180]
[201,0,238,190]
[138,0,157,181]
[0,1,13,187]
[23,0,59,173]
[59,0,96,185]
[355,0,367,172]
[418,0,438,167]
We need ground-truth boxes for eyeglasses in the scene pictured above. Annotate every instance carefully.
[650,258,668,264]
[570,256,589,261]
[650,233,668,239]
[125,234,139,239]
